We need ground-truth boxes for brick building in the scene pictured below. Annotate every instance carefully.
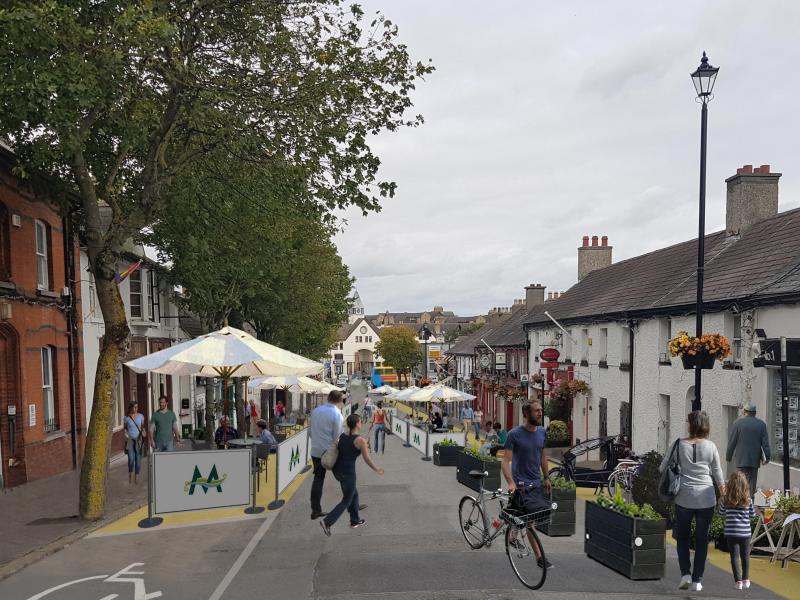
[0,147,84,488]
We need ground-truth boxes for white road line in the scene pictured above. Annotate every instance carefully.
[25,575,107,600]
[208,515,273,600]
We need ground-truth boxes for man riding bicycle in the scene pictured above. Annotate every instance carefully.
[502,401,553,569]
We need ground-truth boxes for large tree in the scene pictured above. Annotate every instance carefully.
[374,326,422,387]
[0,1,432,519]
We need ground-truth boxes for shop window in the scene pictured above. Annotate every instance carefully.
[769,371,800,468]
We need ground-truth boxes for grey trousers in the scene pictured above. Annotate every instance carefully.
[738,466,758,497]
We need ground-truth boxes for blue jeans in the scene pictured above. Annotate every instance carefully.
[373,424,385,453]
[324,472,360,527]
[154,439,174,452]
[473,421,481,439]
[126,442,142,475]
[673,504,714,582]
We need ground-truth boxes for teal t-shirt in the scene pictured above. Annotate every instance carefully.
[151,409,177,445]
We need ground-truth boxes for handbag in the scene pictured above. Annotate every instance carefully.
[659,438,682,502]
[320,435,340,470]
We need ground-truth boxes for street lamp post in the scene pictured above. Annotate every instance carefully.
[690,51,719,411]
[419,323,432,383]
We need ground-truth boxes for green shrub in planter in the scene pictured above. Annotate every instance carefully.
[434,438,464,467]
[585,490,666,580]
[537,476,576,537]
[631,450,669,518]
[546,420,569,447]
[456,448,501,492]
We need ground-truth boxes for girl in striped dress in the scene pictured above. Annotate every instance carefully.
[718,471,756,590]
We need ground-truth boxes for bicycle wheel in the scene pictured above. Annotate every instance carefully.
[607,470,620,497]
[547,466,564,480]
[458,496,488,549]
[505,521,547,590]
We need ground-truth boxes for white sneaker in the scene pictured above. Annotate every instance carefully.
[679,575,692,589]
[735,581,743,590]
[743,580,751,589]
[690,582,703,592]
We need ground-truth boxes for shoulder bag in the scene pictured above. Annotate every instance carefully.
[658,438,682,502]
[321,434,341,470]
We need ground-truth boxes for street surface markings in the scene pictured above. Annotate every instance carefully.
[207,516,272,600]
[25,563,161,600]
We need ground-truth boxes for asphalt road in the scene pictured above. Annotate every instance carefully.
[0,411,784,600]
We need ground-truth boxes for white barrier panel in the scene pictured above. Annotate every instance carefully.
[392,416,409,441]
[409,424,427,455]
[428,431,467,455]
[153,449,251,515]
[277,428,310,495]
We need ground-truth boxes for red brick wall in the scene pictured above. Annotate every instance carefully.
[0,163,85,487]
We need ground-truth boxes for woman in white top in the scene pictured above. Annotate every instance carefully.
[472,408,483,441]
[660,410,725,593]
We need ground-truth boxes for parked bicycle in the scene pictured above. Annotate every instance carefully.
[458,469,554,590]
[547,434,637,494]
[606,457,641,501]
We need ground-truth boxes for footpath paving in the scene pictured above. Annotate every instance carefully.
[0,453,147,579]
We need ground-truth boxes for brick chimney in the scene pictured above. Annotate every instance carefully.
[524,283,545,307]
[725,164,781,236]
[578,234,613,280]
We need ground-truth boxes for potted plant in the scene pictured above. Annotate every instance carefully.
[456,447,501,493]
[537,476,576,537]
[669,331,731,370]
[584,489,666,580]
[433,437,465,467]
[710,512,728,552]
[545,419,570,448]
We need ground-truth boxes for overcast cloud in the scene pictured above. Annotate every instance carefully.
[333,0,800,316]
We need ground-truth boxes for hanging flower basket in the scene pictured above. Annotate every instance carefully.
[669,332,730,370]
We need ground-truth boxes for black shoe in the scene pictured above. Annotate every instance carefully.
[359,504,367,511]
[350,519,366,528]
[320,520,331,536]
[537,557,553,569]
[310,511,328,520]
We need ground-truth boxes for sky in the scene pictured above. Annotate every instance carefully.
[333,0,800,316]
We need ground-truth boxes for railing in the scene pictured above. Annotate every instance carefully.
[44,418,59,433]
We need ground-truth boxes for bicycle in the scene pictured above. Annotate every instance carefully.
[458,469,554,590]
[606,457,641,501]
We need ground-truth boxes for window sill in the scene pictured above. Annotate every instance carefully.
[44,430,66,442]
[130,320,158,328]
[37,289,59,299]
[0,281,15,291]
[658,360,672,366]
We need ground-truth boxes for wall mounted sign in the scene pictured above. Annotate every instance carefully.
[540,348,560,362]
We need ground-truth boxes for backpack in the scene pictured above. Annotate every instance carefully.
[659,438,682,502]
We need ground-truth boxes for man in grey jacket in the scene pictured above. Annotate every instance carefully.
[726,404,771,497]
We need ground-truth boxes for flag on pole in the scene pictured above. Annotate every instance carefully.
[114,258,143,285]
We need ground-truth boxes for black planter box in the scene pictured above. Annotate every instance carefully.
[681,351,716,370]
[536,487,576,537]
[433,444,464,467]
[584,501,666,580]
[456,451,501,493]
[714,536,730,552]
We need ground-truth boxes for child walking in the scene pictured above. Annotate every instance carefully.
[718,471,756,590]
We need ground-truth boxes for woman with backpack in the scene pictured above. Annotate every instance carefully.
[320,414,383,536]
[659,410,725,593]
[124,401,146,484]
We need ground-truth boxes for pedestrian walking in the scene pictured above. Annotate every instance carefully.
[309,389,345,520]
[718,471,756,590]
[368,401,387,454]
[245,397,259,437]
[149,395,180,452]
[275,400,286,423]
[726,404,770,497]
[363,394,373,423]
[320,414,384,536]
[473,408,483,441]
[460,404,474,434]
[123,401,146,484]
[660,410,725,593]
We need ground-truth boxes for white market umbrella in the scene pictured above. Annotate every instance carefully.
[125,326,322,441]
[248,375,325,393]
[318,383,344,394]
[125,326,323,378]
[371,385,399,395]
[408,384,476,403]
[388,386,420,401]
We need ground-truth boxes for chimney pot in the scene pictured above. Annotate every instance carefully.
[760,164,770,173]
[737,168,744,175]
[742,164,753,174]
[601,235,608,247]
[591,235,598,246]
[582,235,589,247]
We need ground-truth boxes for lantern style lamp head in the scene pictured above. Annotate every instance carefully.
[691,51,719,102]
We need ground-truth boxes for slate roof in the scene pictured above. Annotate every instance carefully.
[483,307,532,347]
[446,315,513,355]
[525,207,800,326]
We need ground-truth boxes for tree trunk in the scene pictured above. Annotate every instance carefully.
[234,377,245,436]
[79,276,129,520]
[204,378,216,443]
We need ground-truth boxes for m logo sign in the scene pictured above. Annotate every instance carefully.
[289,446,301,471]
[413,433,421,445]
[395,422,402,434]
[184,464,227,495]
